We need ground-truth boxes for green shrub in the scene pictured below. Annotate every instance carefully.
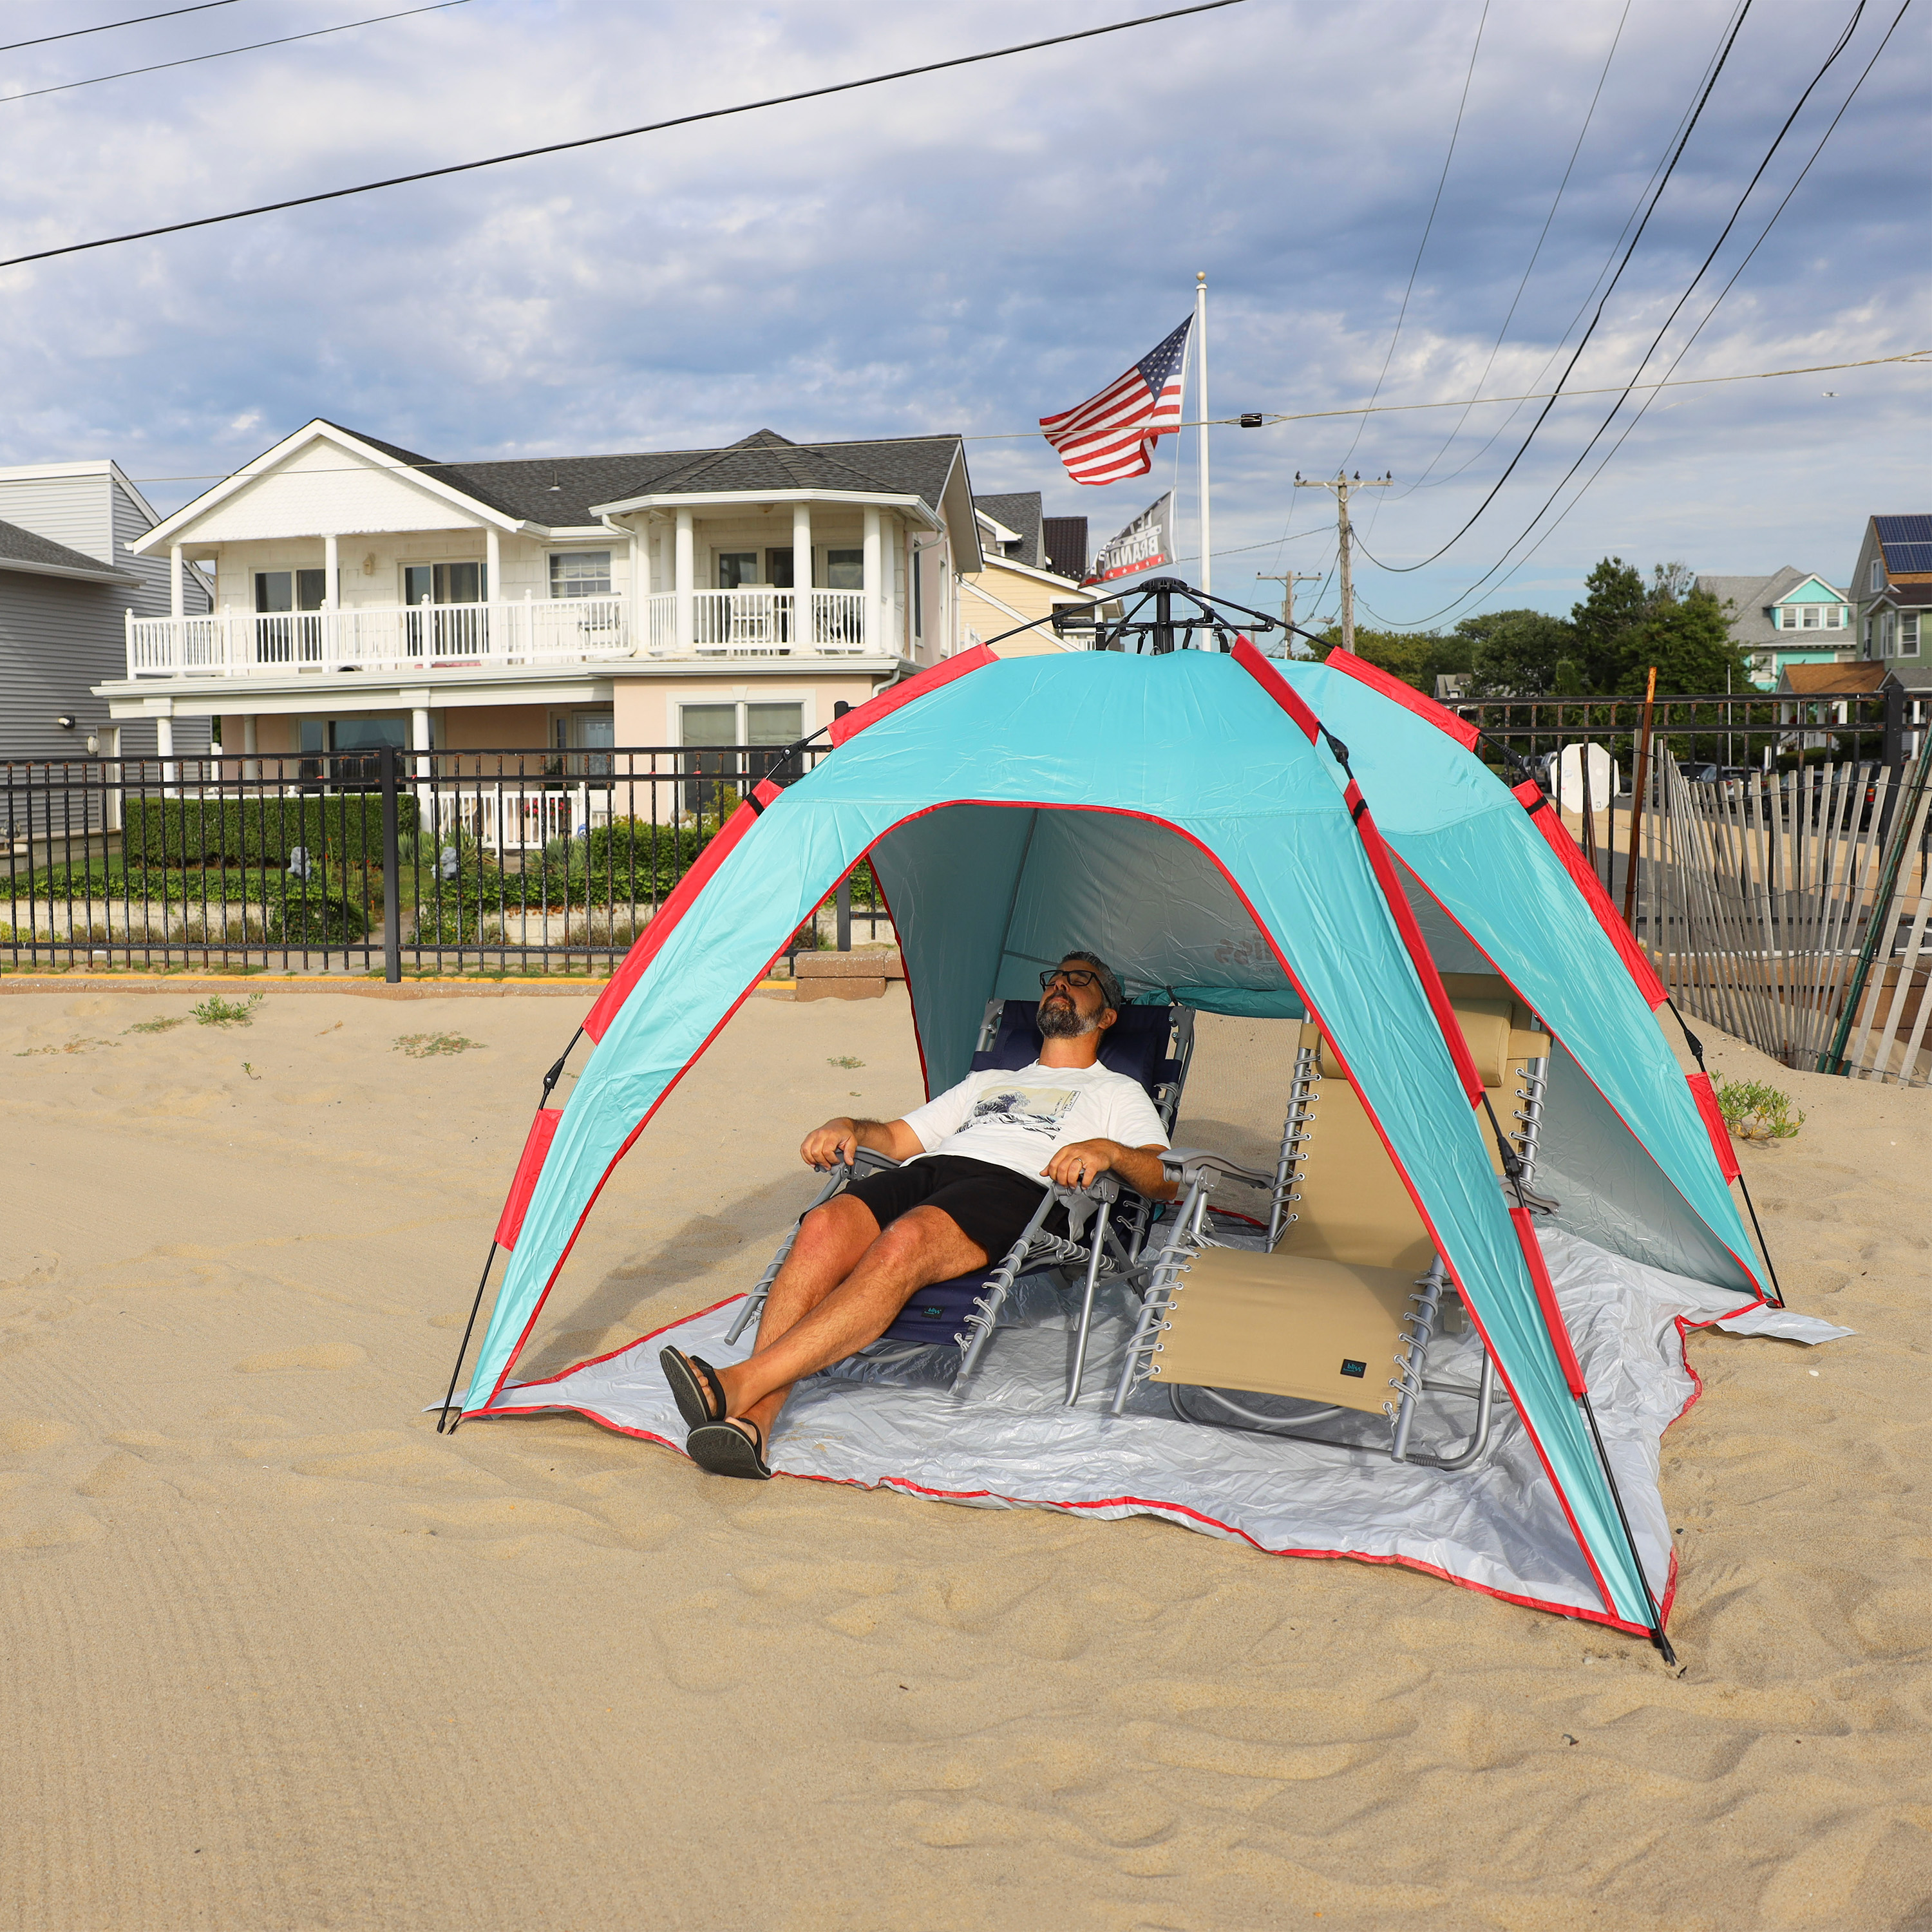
[1714,1076,1804,1141]
[124,795,419,868]
[191,992,262,1027]
[270,882,369,945]
[413,896,502,947]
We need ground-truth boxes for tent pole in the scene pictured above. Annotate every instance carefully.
[437,1242,498,1434]
[1577,1387,1678,1667]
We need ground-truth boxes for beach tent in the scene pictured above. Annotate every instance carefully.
[449,643,1774,1647]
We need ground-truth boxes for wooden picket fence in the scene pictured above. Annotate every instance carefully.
[1638,748,1932,1083]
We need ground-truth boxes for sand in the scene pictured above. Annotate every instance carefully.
[1,982,1926,1930]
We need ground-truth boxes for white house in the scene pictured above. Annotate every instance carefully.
[96,420,985,768]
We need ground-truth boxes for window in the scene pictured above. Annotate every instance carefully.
[746,702,802,746]
[1778,605,1798,629]
[1864,616,1874,655]
[1904,614,1922,658]
[296,715,404,785]
[1881,612,1897,658]
[716,552,760,589]
[255,569,327,614]
[1802,604,1821,629]
[825,549,864,591]
[254,569,328,665]
[910,546,922,637]
[550,551,611,599]
[404,561,485,604]
[1872,558,1885,591]
[1826,605,1845,628]
[764,547,795,589]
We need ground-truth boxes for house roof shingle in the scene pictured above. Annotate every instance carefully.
[1696,568,1850,649]
[0,516,131,582]
[1779,661,1891,694]
[972,492,1045,569]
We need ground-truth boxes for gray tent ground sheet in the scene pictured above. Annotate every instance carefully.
[462,1227,1847,1625]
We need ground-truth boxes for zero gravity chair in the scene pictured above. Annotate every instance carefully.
[1106,976,1551,1468]
[725,996,1195,1384]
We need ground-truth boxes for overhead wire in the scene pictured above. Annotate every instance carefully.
[1,0,472,105]
[0,1,242,55]
[1359,0,1917,630]
[1330,0,1758,600]
[0,0,1248,272]
[1393,0,1633,498]
[1358,0,1877,619]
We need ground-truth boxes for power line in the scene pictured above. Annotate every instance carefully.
[0,0,1249,272]
[1,0,471,106]
[1338,0,1491,473]
[1361,0,1918,632]
[1395,0,1633,497]
[110,349,1929,485]
[0,1,242,55]
[1359,0,1875,612]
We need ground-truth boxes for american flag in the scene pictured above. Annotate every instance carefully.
[1039,317,1191,487]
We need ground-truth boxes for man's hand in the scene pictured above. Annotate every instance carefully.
[800,1115,923,1170]
[802,1117,862,1170]
[1042,1139,1177,1201]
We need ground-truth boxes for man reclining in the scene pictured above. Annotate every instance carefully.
[661,951,1177,1479]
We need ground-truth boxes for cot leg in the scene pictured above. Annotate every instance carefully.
[1065,1200,1112,1405]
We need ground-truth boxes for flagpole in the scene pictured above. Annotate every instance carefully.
[1195,270,1210,607]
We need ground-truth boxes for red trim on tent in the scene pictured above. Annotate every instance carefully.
[1347,781,1484,1106]
[1512,779,1669,1009]
[1325,647,1484,750]
[1685,1071,1742,1181]
[583,797,762,1043]
[494,1107,562,1251]
[828,645,999,747]
[1230,636,1320,742]
[1513,1205,1587,1396]
[1232,640,1482,1106]
[474,1295,1656,1638]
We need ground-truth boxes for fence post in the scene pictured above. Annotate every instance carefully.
[379,744,401,985]
[835,877,852,952]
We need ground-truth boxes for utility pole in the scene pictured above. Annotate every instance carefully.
[1258,571,1321,653]
[1294,471,1391,652]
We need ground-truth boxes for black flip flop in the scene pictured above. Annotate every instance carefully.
[660,1347,728,1431]
[685,1419,772,1481]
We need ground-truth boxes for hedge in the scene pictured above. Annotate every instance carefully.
[124,795,419,867]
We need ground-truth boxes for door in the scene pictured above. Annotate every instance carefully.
[255,569,328,663]
[681,702,739,815]
[404,561,488,658]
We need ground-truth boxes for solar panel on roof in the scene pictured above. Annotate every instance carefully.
[1875,514,1932,544]
[1884,544,1932,574]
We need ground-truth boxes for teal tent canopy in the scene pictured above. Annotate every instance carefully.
[454,644,1765,1640]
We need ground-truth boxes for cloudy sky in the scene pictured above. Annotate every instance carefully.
[2,0,1924,628]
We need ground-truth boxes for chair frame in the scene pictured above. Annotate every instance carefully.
[1103,1034,1552,1472]
[724,999,1196,1392]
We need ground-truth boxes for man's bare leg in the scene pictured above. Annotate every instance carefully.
[717,1205,987,1445]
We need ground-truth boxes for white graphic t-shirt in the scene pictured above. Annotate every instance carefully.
[898,1061,1169,1186]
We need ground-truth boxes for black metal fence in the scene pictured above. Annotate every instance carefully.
[2,746,890,978]
[1450,687,1919,906]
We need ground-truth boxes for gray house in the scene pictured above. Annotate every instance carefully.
[0,459,209,762]
[1694,567,1853,689]
[1850,514,1932,688]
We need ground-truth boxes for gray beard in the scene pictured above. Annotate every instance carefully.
[1037,999,1099,1039]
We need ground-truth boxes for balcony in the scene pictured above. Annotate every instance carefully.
[124,588,881,680]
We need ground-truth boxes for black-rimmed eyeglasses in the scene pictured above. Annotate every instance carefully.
[1039,968,1101,992]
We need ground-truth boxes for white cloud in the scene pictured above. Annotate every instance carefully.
[0,0,1922,621]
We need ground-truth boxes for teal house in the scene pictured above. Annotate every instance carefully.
[1696,567,1853,690]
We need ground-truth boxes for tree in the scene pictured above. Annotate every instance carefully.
[1307,626,1472,695]
[1622,585,1752,697]
[1570,556,1648,692]
[1455,607,1579,697]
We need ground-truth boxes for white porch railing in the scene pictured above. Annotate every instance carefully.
[127,595,634,679]
[126,587,884,678]
[656,588,871,658]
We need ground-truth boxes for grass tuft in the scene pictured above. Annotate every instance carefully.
[1715,1075,1804,1141]
[125,1016,187,1034]
[191,992,263,1027]
[395,1032,484,1058]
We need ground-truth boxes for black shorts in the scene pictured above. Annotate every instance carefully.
[839,1154,1068,1262]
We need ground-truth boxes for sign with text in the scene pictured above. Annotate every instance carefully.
[1083,491,1174,586]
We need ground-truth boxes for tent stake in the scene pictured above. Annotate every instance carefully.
[437,1242,498,1434]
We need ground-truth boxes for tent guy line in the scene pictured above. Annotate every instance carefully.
[0,0,1249,272]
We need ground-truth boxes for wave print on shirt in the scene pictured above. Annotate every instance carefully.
[964,1086,1079,1141]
